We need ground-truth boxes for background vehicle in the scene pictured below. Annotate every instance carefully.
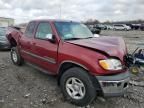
[140,24,144,31]
[126,24,134,30]
[97,24,107,30]
[113,24,131,31]
[87,25,101,34]
[131,24,141,30]
[0,27,10,50]
[6,20,129,106]
[105,25,114,30]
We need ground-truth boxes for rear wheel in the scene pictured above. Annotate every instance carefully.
[11,47,24,66]
[60,67,96,106]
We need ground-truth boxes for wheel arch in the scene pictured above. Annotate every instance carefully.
[57,61,102,92]
[8,34,17,47]
[57,61,88,85]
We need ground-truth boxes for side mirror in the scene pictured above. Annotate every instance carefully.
[46,34,56,43]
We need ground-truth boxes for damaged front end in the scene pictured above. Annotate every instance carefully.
[96,71,129,97]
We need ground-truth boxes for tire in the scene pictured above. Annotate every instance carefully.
[60,67,96,106]
[11,47,24,66]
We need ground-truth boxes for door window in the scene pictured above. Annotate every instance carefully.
[35,22,52,40]
[25,22,36,37]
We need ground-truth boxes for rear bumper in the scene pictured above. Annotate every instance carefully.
[96,71,130,97]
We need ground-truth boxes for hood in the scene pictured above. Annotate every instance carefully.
[67,36,127,60]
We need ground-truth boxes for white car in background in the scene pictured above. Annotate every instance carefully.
[113,24,131,31]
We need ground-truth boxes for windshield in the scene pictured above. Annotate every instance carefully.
[0,27,6,36]
[55,22,93,40]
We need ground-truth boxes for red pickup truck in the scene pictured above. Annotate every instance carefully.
[6,19,129,106]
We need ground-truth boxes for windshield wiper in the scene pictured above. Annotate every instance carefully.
[65,37,94,41]
[65,37,83,40]
[84,37,94,39]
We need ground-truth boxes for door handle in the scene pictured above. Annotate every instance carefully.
[32,43,36,46]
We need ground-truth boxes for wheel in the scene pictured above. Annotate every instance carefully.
[60,67,96,106]
[11,47,24,65]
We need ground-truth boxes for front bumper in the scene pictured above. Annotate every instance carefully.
[96,71,130,97]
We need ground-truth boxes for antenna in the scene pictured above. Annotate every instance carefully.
[59,2,62,19]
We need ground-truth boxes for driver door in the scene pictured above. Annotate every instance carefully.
[32,22,58,74]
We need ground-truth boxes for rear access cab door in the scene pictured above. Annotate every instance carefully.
[20,21,37,63]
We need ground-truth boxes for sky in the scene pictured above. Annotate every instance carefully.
[0,0,144,24]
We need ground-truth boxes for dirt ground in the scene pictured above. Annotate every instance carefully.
[0,30,144,108]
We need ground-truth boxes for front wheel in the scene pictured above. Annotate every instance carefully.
[11,47,24,66]
[60,67,96,106]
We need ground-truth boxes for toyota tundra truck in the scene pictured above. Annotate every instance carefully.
[6,19,129,106]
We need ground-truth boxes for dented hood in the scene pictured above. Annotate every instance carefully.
[67,36,127,60]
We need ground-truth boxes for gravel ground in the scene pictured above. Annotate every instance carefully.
[0,30,144,108]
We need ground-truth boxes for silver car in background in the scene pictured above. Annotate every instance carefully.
[113,24,131,31]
